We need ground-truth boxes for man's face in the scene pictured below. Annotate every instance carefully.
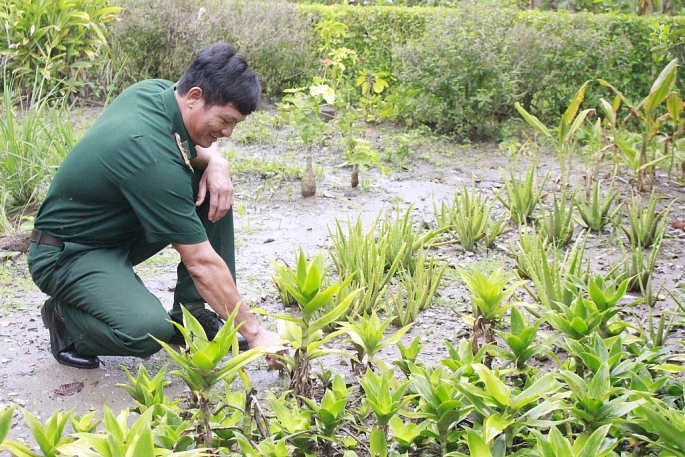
[185,96,247,148]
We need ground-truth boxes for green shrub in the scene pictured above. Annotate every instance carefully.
[109,0,317,94]
[394,6,518,138]
[0,0,121,98]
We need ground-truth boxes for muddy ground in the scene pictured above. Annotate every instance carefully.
[1,115,684,447]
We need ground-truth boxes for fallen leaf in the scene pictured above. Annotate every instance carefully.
[672,219,684,231]
[264,238,275,244]
[54,382,84,396]
[0,320,10,327]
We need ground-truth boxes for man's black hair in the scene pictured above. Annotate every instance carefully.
[177,42,261,115]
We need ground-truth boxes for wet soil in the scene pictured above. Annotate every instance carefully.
[1,117,685,447]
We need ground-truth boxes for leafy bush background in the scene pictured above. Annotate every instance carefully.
[104,0,685,137]
[109,0,318,94]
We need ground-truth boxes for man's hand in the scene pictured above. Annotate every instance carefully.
[196,154,234,222]
[245,327,289,370]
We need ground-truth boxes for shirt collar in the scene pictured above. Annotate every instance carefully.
[162,84,197,161]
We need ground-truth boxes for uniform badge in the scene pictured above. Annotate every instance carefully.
[174,132,194,172]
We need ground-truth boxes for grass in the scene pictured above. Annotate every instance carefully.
[0,78,79,233]
[0,261,40,313]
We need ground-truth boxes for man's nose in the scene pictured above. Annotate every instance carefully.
[222,124,235,138]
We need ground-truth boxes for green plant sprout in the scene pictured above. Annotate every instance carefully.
[1,408,72,457]
[531,424,617,457]
[58,407,206,457]
[621,190,672,249]
[433,183,492,252]
[491,306,548,374]
[512,227,588,312]
[329,214,405,315]
[389,250,446,327]
[69,411,101,434]
[152,306,268,447]
[300,373,353,454]
[265,391,314,454]
[262,280,361,397]
[497,164,548,225]
[573,178,621,232]
[455,366,560,450]
[338,311,412,373]
[539,190,575,248]
[407,364,471,456]
[515,80,594,185]
[559,364,644,431]
[457,267,526,364]
[360,367,411,457]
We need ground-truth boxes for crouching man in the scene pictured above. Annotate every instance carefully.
[28,42,282,369]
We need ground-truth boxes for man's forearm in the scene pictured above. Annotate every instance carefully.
[173,242,262,341]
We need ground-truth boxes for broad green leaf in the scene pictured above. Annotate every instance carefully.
[599,98,616,126]
[0,404,18,443]
[644,58,677,117]
[515,103,551,138]
[277,319,302,348]
[466,430,493,457]
[576,424,614,457]
[511,373,558,410]
[653,363,685,373]
[483,413,514,444]
[301,261,323,299]
[296,247,307,285]
[561,81,591,129]
[475,365,510,406]
[588,363,610,399]
[549,426,575,457]
[308,289,361,334]
[565,109,594,143]
[639,405,685,451]
[667,93,683,120]
[597,79,633,109]
[570,317,589,335]
[302,283,339,321]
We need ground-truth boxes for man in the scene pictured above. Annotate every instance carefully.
[28,42,282,369]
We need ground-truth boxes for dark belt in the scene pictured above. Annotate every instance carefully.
[30,229,64,248]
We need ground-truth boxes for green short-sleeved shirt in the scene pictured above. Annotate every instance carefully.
[34,79,208,248]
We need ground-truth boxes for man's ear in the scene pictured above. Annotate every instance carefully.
[186,87,204,109]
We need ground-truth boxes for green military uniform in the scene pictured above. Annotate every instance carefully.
[28,79,236,357]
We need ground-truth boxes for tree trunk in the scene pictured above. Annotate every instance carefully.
[351,164,359,188]
[301,156,316,197]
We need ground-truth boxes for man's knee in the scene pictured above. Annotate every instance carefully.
[113,315,175,358]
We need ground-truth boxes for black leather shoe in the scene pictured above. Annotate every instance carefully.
[168,309,249,351]
[41,298,100,369]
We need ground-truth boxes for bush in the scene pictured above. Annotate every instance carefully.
[0,0,121,98]
[394,6,518,137]
[109,0,317,94]
[392,7,685,137]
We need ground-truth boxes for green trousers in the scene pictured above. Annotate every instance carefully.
[28,171,236,357]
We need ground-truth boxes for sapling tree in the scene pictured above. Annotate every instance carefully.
[279,84,336,197]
